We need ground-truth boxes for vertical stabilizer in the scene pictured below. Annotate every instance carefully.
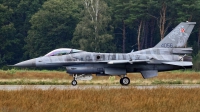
[154,22,196,48]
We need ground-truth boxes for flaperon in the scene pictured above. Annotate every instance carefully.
[12,22,196,86]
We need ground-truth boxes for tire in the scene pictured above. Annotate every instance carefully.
[120,78,124,85]
[121,77,130,86]
[71,80,77,86]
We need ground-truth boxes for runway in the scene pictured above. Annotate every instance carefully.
[0,85,200,90]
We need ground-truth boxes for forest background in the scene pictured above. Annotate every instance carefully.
[1,0,200,70]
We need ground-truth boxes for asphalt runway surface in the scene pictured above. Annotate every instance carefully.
[0,85,200,90]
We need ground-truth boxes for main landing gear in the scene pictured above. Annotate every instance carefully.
[71,74,93,86]
[119,76,130,86]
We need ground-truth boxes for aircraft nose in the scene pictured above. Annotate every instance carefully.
[13,59,36,67]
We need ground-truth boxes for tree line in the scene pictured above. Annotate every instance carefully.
[1,0,200,69]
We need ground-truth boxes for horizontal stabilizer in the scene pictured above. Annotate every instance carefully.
[162,61,192,66]
[140,70,158,79]
[172,48,192,54]
[108,60,149,64]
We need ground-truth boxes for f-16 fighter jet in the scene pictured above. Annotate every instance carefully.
[12,22,196,86]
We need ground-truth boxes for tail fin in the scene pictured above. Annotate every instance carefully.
[154,22,196,48]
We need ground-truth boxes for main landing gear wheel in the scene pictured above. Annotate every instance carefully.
[120,77,130,86]
[71,80,77,86]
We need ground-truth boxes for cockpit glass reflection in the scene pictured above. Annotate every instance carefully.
[44,48,83,56]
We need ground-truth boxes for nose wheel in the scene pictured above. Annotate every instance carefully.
[120,77,130,86]
[71,80,77,86]
[71,74,78,86]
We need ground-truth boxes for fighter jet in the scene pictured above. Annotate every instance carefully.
[12,22,196,86]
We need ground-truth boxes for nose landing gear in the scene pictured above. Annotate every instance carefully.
[71,74,93,86]
[71,74,78,86]
[71,79,77,86]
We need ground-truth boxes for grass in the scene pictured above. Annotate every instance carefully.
[0,87,200,112]
[0,69,67,79]
[1,69,200,85]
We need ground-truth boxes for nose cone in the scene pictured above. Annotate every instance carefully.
[13,59,36,67]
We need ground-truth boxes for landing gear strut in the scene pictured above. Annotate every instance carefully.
[120,76,130,86]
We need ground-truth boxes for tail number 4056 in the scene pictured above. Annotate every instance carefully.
[161,43,173,48]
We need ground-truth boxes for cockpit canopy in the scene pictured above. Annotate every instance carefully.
[44,48,83,56]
